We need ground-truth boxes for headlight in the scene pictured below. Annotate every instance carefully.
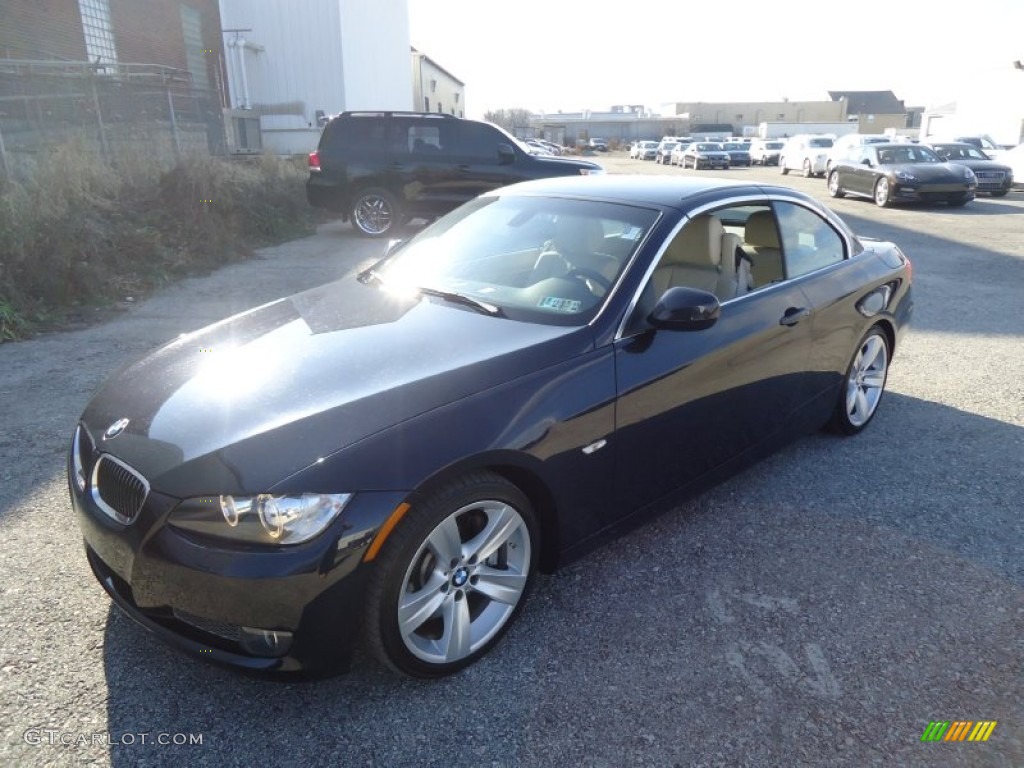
[71,425,86,493]
[963,168,976,181]
[894,170,917,181]
[169,493,353,545]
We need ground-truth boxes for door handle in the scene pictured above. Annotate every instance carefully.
[779,307,810,326]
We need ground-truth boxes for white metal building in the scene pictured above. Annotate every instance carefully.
[219,0,413,154]
[411,47,465,117]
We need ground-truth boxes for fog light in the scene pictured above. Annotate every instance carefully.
[239,626,293,657]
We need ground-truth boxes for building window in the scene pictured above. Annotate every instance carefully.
[735,114,743,120]
[78,0,118,70]
[424,97,430,111]
[776,113,786,119]
[455,93,460,103]
[438,103,442,113]
[180,4,209,89]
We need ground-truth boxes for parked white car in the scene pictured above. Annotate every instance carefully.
[1002,143,1024,187]
[779,135,835,177]
[631,140,659,160]
[749,139,785,166]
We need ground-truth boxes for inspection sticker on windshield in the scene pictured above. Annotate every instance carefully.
[538,296,581,313]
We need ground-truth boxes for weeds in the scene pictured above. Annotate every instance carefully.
[0,146,322,342]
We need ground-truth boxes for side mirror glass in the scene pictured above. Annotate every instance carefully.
[861,158,872,166]
[497,144,516,165]
[648,287,720,331]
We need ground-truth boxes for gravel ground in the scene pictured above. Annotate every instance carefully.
[1,158,1022,767]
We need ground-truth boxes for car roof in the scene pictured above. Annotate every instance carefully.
[486,175,805,209]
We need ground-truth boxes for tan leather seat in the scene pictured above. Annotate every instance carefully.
[742,210,784,288]
[720,231,748,298]
[650,214,725,297]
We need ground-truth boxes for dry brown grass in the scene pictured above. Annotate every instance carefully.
[0,145,321,340]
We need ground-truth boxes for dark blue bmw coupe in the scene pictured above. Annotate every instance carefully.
[69,176,913,678]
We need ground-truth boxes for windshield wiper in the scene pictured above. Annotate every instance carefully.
[360,269,502,316]
[416,286,503,316]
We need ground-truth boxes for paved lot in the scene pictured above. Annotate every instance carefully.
[1,155,1022,767]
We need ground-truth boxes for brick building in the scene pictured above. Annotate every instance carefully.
[0,0,224,92]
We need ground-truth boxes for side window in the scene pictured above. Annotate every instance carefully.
[333,117,391,154]
[774,202,845,279]
[398,120,444,156]
[454,121,504,162]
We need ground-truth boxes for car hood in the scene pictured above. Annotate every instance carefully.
[80,278,592,496]
[885,162,969,180]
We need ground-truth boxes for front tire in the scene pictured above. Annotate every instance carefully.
[874,177,891,207]
[351,188,401,237]
[780,159,789,175]
[828,327,890,435]
[364,472,539,678]
[802,159,813,178]
[827,170,844,198]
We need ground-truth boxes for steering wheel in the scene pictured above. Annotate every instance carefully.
[567,267,613,294]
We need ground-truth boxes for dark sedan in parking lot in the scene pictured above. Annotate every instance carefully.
[928,142,1013,197]
[722,142,752,167]
[827,143,976,207]
[69,176,912,680]
[682,142,730,170]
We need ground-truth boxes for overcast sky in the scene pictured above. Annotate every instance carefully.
[408,0,1024,117]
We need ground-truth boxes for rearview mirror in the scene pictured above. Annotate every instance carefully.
[648,287,720,331]
[497,144,516,165]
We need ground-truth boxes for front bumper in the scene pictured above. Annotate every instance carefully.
[891,181,976,202]
[71,457,407,677]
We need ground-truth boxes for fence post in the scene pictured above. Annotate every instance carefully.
[88,71,110,159]
[167,87,181,160]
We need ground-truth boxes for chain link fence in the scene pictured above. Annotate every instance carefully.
[0,59,227,177]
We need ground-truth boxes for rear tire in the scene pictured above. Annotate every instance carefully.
[828,326,890,435]
[351,188,401,237]
[364,471,539,678]
[780,159,789,175]
[802,159,813,178]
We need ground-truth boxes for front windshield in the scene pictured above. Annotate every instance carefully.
[696,143,721,151]
[877,146,941,164]
[767,142,784,149]
[724,143,746,150]
[374,195,660,326]
[642,141,658,149]
[808,138,834,148]
[661,142,679,151]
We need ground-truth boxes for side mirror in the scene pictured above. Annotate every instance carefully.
[497,144,516,165]
[861,158,872,166]
[648,287,720,331]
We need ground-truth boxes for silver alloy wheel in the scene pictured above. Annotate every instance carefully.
[353,192,395,235]
[845,334,888,427]
[803,159,813,177]
[397,500,531,665]
[874,178,890,207]
[828,171,842,197]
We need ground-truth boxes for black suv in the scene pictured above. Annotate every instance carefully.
[306,111,603,236]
